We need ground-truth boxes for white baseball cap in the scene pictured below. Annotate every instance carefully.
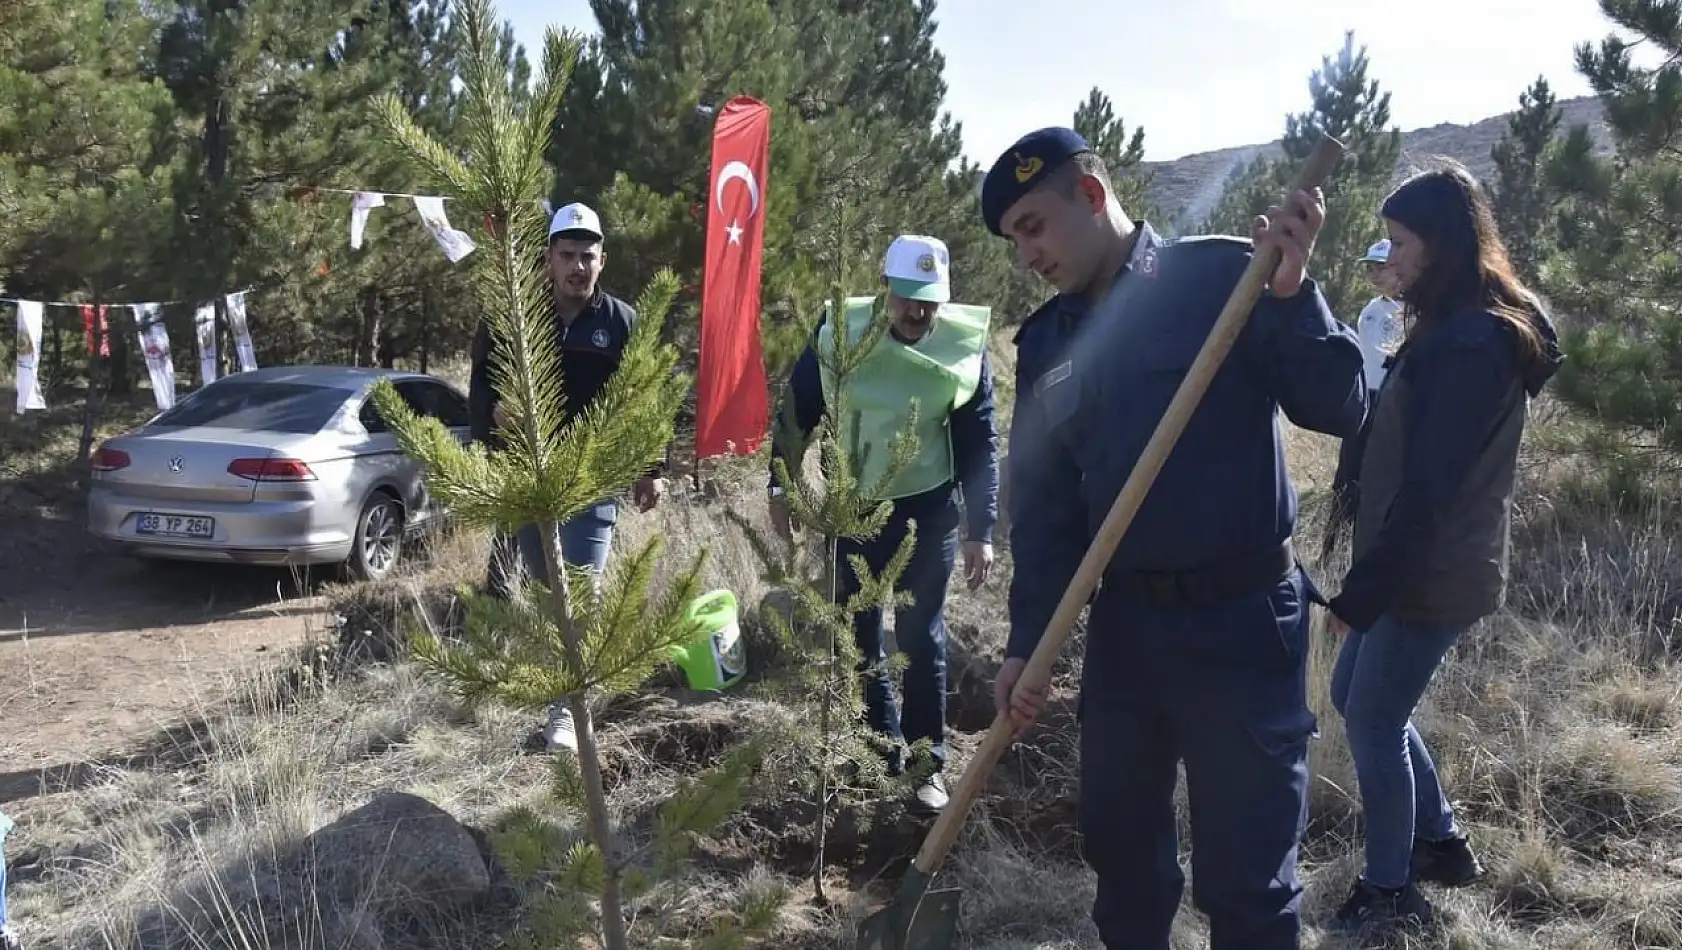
[881,234,951,303]
[1358,238,1391,263]
[548,201,603,241]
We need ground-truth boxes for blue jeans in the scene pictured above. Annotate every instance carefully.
[516,499,617,580]
[486,499,617,593]
[837,494,960,770]
[1330,613,1463,889]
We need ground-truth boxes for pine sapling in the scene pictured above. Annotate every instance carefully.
[727,198,928,903]
[366,3,781,946]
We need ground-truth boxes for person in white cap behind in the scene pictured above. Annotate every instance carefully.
[468,200,670,752]
[765,234,1000,813]
[1323,238,1406,559]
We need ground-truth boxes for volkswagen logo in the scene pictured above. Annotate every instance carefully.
[168,456,184,474]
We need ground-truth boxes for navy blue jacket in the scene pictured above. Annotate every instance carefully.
[1328,305,1563,630]
[469,289,667,477]
[1005,226,1367,660]
[769,310,1001,545]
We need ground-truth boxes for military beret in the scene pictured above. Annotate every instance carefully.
[981,126,1093,236]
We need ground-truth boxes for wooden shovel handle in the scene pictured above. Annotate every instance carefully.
[910,135,1346,876]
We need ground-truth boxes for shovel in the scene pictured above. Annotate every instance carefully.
[855,134,1346,950]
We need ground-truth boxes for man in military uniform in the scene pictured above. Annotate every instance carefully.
[469,201,668,752]
[982,128,1367,949]
[768,234,999,812]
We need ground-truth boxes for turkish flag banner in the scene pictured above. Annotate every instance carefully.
[694,96,771,460]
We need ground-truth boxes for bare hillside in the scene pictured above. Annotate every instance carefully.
[1141,94,1612,231]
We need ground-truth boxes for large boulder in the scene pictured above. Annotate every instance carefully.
[302,791,495,914]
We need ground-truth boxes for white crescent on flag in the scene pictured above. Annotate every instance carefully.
[714,160,761,218]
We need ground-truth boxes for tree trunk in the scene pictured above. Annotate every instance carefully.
[419,285,432,373]
[108,305,134,396]
[809,533,841,907]
[357,287,381,367]
[49,307,63,397]
[537,529,631,950]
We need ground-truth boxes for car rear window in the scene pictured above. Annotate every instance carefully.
[150,381,351,433]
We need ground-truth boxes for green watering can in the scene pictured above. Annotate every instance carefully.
[669,589,748,691]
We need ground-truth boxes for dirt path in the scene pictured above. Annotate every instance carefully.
[0,500,330,796]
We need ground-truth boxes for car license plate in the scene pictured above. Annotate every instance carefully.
[135,512,216,539]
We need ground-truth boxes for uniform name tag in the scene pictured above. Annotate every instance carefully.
[1034,360,1072,397]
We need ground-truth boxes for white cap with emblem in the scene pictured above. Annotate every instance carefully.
[1357,238,1391,263]
[548,201,604,241]
[881,234,951,303]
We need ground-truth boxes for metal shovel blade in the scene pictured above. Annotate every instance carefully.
[855,867,962,950]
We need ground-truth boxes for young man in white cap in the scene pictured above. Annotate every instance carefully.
[766,234,999,812]
[1323,238,1406,559]
[469,201,669,751]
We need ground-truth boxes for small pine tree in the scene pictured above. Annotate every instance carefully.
[365,3,784,947]
[1491,76,1565,283]
[1205,30,1401,319]
[726,189,927,905]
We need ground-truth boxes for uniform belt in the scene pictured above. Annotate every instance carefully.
[1110,540,1298,607]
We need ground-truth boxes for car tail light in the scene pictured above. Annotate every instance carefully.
[227,457,317,481]
[91,446,131,472]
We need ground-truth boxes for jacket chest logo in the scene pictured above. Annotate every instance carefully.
[591,328,609,348]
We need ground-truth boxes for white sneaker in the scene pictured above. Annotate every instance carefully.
[2,923,24,950]
[545,702,578,753]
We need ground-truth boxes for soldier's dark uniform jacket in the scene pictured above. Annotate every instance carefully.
[992,124,1368,945]
[1331,304,1562,632]
[1005,224,1367,658]
[467,288,666,480]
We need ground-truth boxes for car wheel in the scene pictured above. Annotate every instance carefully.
[348,492,404,582]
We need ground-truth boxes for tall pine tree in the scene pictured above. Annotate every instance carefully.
[0,0,177,394]
[1205,31,1401,320]
[1491,75,1564,283]
[1544,0,1682,448]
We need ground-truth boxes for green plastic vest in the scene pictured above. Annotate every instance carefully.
[817,295,992,500]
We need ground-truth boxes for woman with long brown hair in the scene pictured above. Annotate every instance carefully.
[1322,160,1564,939]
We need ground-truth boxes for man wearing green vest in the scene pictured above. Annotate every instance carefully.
[768,234,1000,812]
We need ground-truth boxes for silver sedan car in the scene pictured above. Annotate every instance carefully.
[87,365,470,581]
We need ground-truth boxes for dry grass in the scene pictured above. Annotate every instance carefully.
[6,385,1682,950]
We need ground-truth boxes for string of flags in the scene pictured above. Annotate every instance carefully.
[10,291,258,416]
[8,189,560,416]
[321,186,555,262]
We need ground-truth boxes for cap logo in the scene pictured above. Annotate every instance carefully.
[1014,152,1043,184]
[917,253,936,273]
[570,208,585,223]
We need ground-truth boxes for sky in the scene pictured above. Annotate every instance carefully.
[496,0,1623,164]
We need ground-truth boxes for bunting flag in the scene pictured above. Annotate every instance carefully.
[225,291,257,372]
[194,302,218,385]
[350,191,385,250]
[411,196,476,262]
[81,304,109,357]
[694,96,772,460]
[133,303,175,411]
[13,300,46,414]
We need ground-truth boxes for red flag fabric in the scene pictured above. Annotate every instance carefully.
[694,96,772,460]
[81,304,110,357]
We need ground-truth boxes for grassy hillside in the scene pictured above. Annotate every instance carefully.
[4,330,1682,949]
